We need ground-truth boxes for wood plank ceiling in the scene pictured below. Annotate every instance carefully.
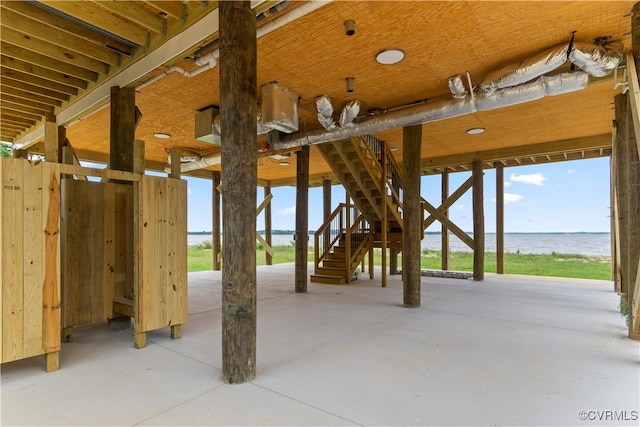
[0,1,635,186]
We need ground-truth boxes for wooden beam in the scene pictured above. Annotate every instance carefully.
[472,161,485,281]
[143,0,185,20]
[295,145,310,293]
[1,0,132,58]
[1,68,76,97]
[109,87,136,172]
[441,168,449,270]
[1,42,98,82]
[94,1,166,34]
[264,186,273,265]
[220,0,257,385]
[0,96,55,115]
[423,176,474,229]
[421,134,612,171]
[403,125,422,307]
[1,55,87,89]
[0,83,67,106]
[1,105,42,121]
[0,26,108,74]
[496,162,505,275]
[1,114,36,126]
[212,171,221,270]
[40,1,149,46]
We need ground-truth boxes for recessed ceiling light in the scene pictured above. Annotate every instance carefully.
[154,132,171,139]
[466,128,485,135]
[278,161,290,167]
[376,49,405,65]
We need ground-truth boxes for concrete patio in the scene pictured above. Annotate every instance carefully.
[1,264,638,426]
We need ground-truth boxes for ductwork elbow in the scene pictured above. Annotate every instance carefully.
[339,100,363,128]
[316,95,337,130]
[568,42,622,77]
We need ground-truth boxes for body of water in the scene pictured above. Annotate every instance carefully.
[189,232,611,257]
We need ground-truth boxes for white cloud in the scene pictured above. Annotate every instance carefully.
[504,193,523,204]
[504,181,511,187]
[187,187,194,195]
[280,206,296,215]
[509,172,547,186]
[452,204,464,210]
[566,169,576,175]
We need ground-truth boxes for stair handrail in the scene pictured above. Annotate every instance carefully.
[361,135,403,209]
[347,213,373,268]
[314,203,347,269]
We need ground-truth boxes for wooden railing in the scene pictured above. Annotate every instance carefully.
[314,203,372,279]
[360,134,403,216]
[348,213,373,268]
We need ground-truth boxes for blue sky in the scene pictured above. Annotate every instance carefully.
[185,156,611,233]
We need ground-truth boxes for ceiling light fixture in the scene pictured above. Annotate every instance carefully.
[154,132,171,139]
[376,49,405,65]
[278,161,291,167]
[466,128,485,135]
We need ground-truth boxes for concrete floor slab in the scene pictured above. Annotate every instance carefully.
[1,264,638,426]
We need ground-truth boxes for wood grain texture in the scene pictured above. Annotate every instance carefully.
[2,158,24,362]
[402,125,422,307]
[220,0,257,384]
[42,171,60,355]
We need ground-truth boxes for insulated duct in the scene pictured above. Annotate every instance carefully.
[480,40,622,94]
[316,95,337,130]
[183,40,620,172]
[339,100,363,128]
[448,75,468,99]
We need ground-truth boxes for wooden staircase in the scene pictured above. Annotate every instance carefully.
[311,135,405,284]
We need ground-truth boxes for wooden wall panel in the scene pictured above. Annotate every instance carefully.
[2,158,24,362]
[138,176,187,333]
[1,158,60,364]
[62,180,116,327]
[22,160,44,358]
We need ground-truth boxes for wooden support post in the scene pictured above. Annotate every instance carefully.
[108,86,136,332]
[389,248,398,275]
[472,160,485,281]
[441,168,449,270]
[212,171,222,270]
[169,147,181,179]
[295,145,310,293]
[625,94,640,338]
[615,94,631,300]
[346,196,351,281]
[495,162,505,274]
[42,173,61,371]
[381,142,387,288]
[60,145,74,343]
[12,149,29,159]
[403,125,422,307]
[264,185,273,265]
[220,0,257,384]
[323,178,331,251]
[44,113,59,163]
[109,86,136,172]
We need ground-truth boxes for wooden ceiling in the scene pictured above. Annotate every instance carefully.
[0,1,634,186]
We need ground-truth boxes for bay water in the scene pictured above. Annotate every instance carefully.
[189,232,611,257]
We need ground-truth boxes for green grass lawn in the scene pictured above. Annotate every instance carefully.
[188,242,612,280]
